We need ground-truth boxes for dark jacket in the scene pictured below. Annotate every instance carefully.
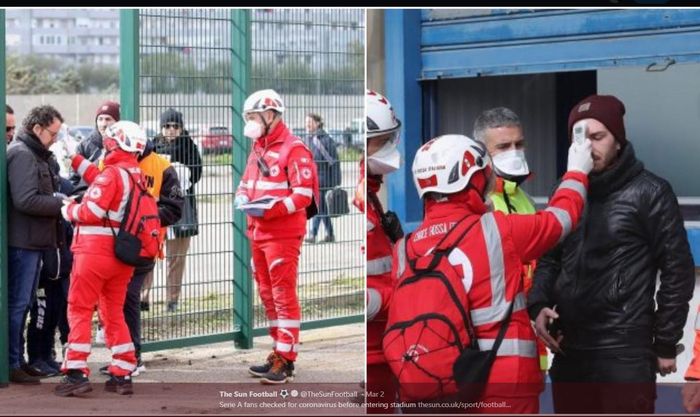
[7,130,64,250]
[527,143,695,359]
[305,129,341,189]
[40,178,74,281]
[154,132,202,238]
[70,128,103,188]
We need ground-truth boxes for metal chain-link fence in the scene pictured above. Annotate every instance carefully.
[127,8,364,349]
[250,9,365,334]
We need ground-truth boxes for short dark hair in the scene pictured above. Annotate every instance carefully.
[307,112,324,129]
[22,105,63,132]
[6,104,14,114]
[473,107,521,143]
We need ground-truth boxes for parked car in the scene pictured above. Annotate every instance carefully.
[188,124,233,155]
[68,125,94,142]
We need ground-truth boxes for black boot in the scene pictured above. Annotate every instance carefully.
[105,374,133,395]
[54,370,92,397]
[259,354,295,385]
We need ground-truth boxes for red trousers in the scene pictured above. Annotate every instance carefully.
[251,237,302,361]
[367,362,397,414]
[63,253,136,377]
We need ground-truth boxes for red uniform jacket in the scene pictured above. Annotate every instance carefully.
[63,151,143,257]
[366,174,396,365]
[236,121,318,241]
[393,171,588,398]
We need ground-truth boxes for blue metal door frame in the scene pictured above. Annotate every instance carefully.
[385,9,700,233]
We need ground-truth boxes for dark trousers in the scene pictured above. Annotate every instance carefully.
[310,188,334,238]
[124,265,152,356]
[27,277,69,364]
[549,349,657,414]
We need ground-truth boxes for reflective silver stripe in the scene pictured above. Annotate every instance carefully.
[481,213,505,305]
[65,360,88,369]
[78,226,114,236]
[111,359,136,371]
[267,151,280,158]
[76,158,92,177]
[115,168,132,222]
[276,342,298,353]
[545,206,572,242]
[283,197,296,213]
[111,342,135,355]
[471,293,527,327]
[70,204,80,221]
[695,313,700,330]
[86,201,107,219]
[292,187,314,197]
[67,343,91,353]
[558,179,587,201]
[367,220,375,232]
[477,338,537,358]
[367,288,381,320]
[397,238,407,278]
[269,258,284,270]
[246,179,289,190]
[367,256,392,276]
[250,257,256,274]
[276,319,300,328]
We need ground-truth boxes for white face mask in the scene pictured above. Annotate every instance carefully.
[243,120,263,140]
[492,149,530,179]
[368,141,401,175]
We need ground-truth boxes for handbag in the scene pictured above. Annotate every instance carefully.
[451,299,515,401]
[325,187,349,218]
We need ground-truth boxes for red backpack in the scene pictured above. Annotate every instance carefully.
[108,167,161,267]
[382,214,481,402]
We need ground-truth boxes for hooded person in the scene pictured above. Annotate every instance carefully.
[139,108,201,313]
[234,89,319,385]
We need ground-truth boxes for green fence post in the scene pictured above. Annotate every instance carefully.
[0,9,8,388]
[120,9,139,122]
[231,9,253,349]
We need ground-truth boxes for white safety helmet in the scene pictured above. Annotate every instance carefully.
[366,89,401,139]
[104,121,148,155]
[412,134,492,199]
[243,89,285,115]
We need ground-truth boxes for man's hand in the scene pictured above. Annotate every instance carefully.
[682,381,700,413]
[533,307,564,353]
[657,357,677,376]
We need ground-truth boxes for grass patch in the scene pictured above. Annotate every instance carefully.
[338,146,362,162]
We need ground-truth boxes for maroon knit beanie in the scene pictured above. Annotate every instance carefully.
[95,100,120,122]
[568,94,626,146]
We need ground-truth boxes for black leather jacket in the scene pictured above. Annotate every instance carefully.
[527,143,695,359]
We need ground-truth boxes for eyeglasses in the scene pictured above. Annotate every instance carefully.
[6,126,15,132]
[163,123,181,129]
[43,127,60,139]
